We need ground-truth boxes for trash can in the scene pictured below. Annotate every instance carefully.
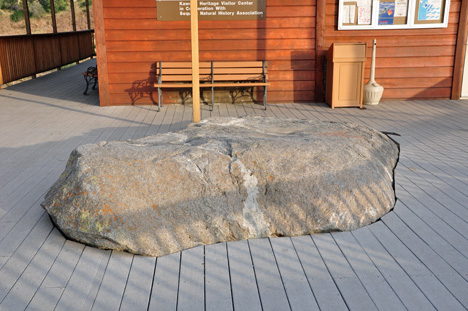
[326,42,367,109]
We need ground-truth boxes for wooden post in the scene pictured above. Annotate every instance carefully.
[314,0,326,103]
[93,0,110,106]
[70,0,77,31]
[451,0,468,100]
[190,0,200,123]
[85,0,91,29]
[0,58,3,89]
[23,0,32,35]
[50,0,57,33]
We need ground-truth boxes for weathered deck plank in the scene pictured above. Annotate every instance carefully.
[248,238,291,310]
[204,243,233,311]
[148,252,180,311]
[1,59,468,310]
[226,240,262,311]
[91,251,133,311]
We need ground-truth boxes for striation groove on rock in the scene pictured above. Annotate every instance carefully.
[42,116,399,257]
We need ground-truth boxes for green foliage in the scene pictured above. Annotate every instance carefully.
[38,0,68,13]
[28,1,45,18]
[1,0,18,10]
[10,9,24,22]
[79,0,91,9]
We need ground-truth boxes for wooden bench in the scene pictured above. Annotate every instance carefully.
[155,61,270,111]
[82,66,98,95]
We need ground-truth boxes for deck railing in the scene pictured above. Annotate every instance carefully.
[0,30,95,85]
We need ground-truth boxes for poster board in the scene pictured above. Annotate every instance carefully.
[338,0,450,29]
[414,0,445,24]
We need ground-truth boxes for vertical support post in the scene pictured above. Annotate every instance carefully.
[70,0,76,31]
[85,0,91,29]
[314,0,326,103]
[23,0,32,35]
[451,0,468,100]
[0,54,3,89]
[50,0,58,33]
[93,0,110,106]
[190,0,200,123]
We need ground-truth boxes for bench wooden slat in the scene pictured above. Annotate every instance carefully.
[156,62,211,68]
[157,83,194,88]
[161,68,212,75]
[213,61,264,68]
[82,73,98,77]
[213,68,264,74]
[161,75,211,82]
[213,74,265,81]
[202,82,270,87]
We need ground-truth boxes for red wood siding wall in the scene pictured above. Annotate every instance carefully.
[101,0,316,106]
[324,0,462,100]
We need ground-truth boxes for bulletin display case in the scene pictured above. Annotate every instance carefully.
[338,0,450,30]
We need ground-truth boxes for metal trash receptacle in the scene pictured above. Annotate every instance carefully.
[326,42,367,109]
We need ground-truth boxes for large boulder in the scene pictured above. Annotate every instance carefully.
[42,116,399,257]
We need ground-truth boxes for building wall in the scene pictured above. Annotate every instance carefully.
[96,0,464,106]
[323,0,462,100]
[100,0,317,106]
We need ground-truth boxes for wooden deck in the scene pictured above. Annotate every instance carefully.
[1,59,468,310]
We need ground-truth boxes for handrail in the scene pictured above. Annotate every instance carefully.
[0,30,95,86]
[0,29,94,39]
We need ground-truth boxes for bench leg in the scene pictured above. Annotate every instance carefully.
[263,85,268,110]
[92,77,98,90]
[83,75,92,95]
[157,87,162,112]
[211,87,214,111]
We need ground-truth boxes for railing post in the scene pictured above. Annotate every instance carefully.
[50,0,57,34]
[85,0,91,30]
[70,0,76,32]
[22,0,32,35]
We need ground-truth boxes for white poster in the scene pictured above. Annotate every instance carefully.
[358,6,372,24]
[395,0,408,17]
[349,5,356,23]
[357,0,371,6]
[343,5,350,23]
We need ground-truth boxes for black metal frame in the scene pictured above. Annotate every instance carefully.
[83,66,98,95]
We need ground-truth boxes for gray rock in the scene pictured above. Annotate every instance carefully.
[42,116,399,257]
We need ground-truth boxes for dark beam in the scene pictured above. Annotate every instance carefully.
[70,0,76,31]
[50,0,57,33]
[22,0,31,35]
[85,0,91,29]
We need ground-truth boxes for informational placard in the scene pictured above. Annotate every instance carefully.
[414,0,445,24]
[358,6,372,24]
[157,0,266,21]
[394,0,408,17]
[378,2,395,25]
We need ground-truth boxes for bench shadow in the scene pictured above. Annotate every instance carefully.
[125,63,158,106]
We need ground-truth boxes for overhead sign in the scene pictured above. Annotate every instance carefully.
[156,0,266,21]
